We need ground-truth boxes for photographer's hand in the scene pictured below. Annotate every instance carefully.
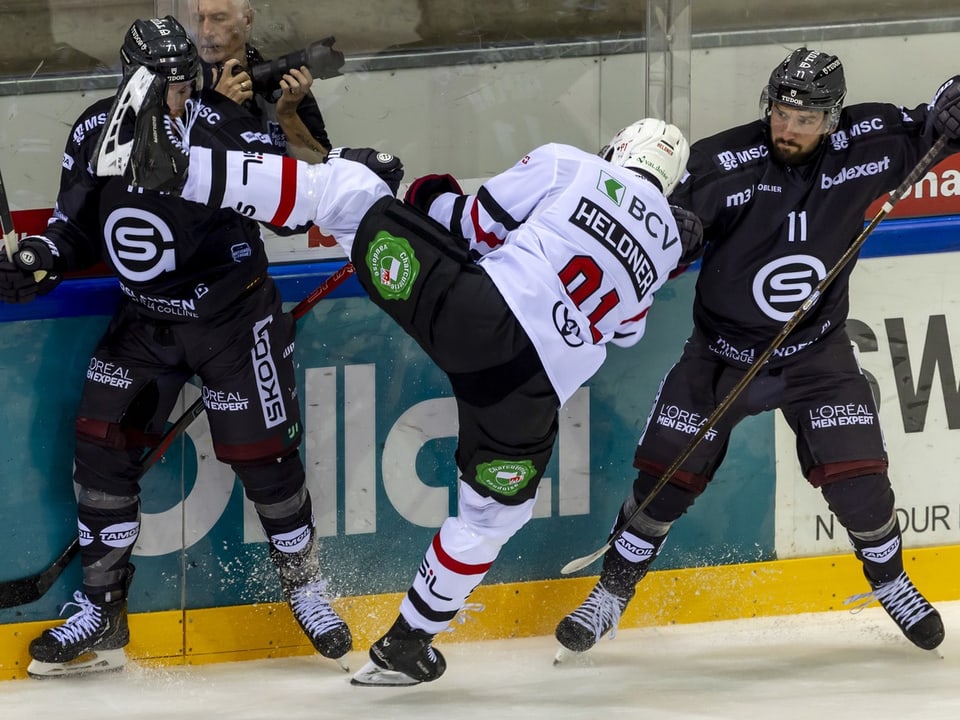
[214,58,254,105]
[275,65,328,164]
[277,66,314,117]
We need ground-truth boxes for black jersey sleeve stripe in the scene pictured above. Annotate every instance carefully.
[208,149,227,210]
[477,186,520,231]
[450,194,469,243]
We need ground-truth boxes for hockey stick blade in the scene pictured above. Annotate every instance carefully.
[561,544,611,575]
[0,263,354,607]
[0,539,79,609]
[560,134,949,576]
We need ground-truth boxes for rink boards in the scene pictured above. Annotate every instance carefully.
[1,214,960,678]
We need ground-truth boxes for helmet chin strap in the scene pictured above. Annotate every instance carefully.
[627,168,664,193]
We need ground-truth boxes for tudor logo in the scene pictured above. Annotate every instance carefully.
[751,254,827,321]
[103,207,177,282]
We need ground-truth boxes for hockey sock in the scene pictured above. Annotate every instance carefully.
[848,513,904,584]
[77,487,140,600]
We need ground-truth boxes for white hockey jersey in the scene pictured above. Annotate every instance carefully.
[181,143,682,406]
[428,143,682,405]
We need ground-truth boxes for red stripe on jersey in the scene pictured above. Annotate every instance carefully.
[431,533,493,575]
[269,157,299,226]
[621,307,649,324]
[470,198,504,250]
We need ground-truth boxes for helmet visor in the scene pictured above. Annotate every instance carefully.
[767,101,831,135]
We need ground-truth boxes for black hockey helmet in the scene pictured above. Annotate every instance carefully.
[761,48,846,133]
[120,16,200,87]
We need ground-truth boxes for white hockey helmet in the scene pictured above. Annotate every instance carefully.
[601,118,690,195]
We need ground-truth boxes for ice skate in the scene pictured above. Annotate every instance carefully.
[554,581,631,662]
[286,578,352,669]
[271,535,352,668]
[844,570,944,650]
[27,590,130,678]
[351,615,446,686]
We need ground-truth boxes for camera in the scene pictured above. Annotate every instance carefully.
[245,36,345,97]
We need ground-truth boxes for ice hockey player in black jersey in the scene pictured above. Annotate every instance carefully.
[98,59,708,685]
[556,47,960,658]
[0,17,352,677]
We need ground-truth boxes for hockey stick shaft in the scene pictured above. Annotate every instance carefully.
[0,166,15,259]
[0,166,47,282]
[0,261,355,608]
[561,135,949,575]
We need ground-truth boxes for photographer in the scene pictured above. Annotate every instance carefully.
[191,0,332,163]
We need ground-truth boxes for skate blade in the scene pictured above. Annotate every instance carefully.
[334,655,350,672]
[27,648,127,679]
[553,645,578,665]
[350,659,421,687]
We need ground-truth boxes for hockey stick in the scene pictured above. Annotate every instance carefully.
[561,134,949,575]
[0,261,355,608]
[0,166,16,260]
[0,166,48,282]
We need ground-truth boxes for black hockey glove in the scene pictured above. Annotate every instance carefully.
[932,76,960,140]
[404,173,463,214]
[670,205,704,266]
[0,235,63,303]
[328,147,404,196]
[12,235,61,275]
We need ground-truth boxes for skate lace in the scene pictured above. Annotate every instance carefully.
[288,580,345,637]
[48,591,104,645]
[568,582,627,642]
[441,602,486,633]
[843,571,934,630]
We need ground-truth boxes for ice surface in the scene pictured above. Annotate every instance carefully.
[2,601,957,720]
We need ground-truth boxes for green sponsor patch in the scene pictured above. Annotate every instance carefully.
[475,459,537,497]
[598,170,625,205]
[365,231,420,300]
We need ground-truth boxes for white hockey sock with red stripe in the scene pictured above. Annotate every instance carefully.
[399,483,536,635]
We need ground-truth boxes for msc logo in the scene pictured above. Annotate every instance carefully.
[103,207,177,282]
[752,254,827,321]
[716,144,768,171]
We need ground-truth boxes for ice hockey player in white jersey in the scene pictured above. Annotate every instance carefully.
[102,67,703,686]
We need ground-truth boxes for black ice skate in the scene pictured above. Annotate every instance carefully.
[271,539,352,666]
[286,579,353,664]
[844,570,945,650]
[351,616,447,687]
[554,581,632,662]
[27,590,130,678]
[94,65,195,194]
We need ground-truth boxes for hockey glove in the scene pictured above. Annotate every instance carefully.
[404,173,463,214]
[328,147,404,196]
[671,205,704,266]
[0,235,63,303]
[13,235,61,275]
[932,76,960,140]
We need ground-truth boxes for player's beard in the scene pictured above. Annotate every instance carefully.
[770,135,820,165]
[771,139,803,164]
